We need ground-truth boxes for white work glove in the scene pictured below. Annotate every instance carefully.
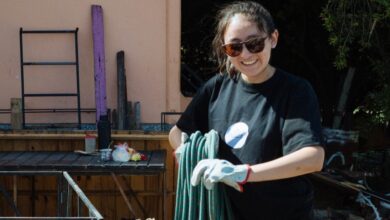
[173,132,188,164]
[191,159,251,192]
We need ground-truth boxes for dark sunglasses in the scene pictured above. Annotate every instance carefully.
[222,36,267,57]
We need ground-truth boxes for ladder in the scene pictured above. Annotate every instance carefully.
[19,28,81,128]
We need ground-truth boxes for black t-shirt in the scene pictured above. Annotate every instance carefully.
[177,69,323,220]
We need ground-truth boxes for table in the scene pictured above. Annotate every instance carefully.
[0,150,167,219]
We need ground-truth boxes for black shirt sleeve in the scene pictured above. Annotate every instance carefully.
[281,79,324,155]
[176,74,222,135]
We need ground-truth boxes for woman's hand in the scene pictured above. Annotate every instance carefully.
[191,159,251,192]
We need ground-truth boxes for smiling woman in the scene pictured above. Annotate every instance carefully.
[172,1,324,219]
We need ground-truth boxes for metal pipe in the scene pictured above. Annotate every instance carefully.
[63,172,103,219]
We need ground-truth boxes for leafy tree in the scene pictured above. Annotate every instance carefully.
[320,0,390,132]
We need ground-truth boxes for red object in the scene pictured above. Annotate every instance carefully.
[85,133,96,139]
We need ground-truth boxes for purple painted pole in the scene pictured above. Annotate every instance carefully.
[92,5,107,122]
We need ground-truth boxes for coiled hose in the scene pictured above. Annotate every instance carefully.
[174,130,234,220]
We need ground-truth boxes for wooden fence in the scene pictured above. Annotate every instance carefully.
[0,130,177,220]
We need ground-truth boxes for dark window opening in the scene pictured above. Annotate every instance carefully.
[180,0,227,97]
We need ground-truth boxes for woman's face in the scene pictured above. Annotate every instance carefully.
[223,14,278,83]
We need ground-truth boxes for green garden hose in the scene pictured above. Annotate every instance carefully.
[174,130,234,220]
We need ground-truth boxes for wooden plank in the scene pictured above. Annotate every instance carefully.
[128,101,136,130]
[105,160,139,173]
[0,152,27,168]
[37,152,67,167]
[0,139,13,151]
[19,152,51,169]
[86,154,106,168]
[117,50,128,130]
[102,160,129,170]
[40,139,59,151]
[134,101,141,129]
[92,4,107,122]
[51,152,80,170]
[144,143,161,219]
[16,195,31,216]
[0,152,11,160]
[129,140,146,151]
[115,192,132,219]
[111,173,136,218]
[70,154,96,169]
[12,139,27,151]
[161,140,174,192]
[7,152,36,167]
[148,150,166,168]
[111,109,118,129]
[10,98,22,130]
[35,188,57,216]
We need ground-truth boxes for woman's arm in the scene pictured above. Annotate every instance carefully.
[248,146,324,182]
[168,125,182,150]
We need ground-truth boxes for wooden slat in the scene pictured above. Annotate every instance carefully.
[19,152,51,168]
[144,141,160,219]
[102,160,129,170]
[51,152,80,169]
[148,150,166,168]
[6,152,37,168]
[70,154,96,169]
[37,152,67,167]
[0,151,11,160]
[86,155,106,169]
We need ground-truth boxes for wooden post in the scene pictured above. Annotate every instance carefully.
[92,5,107,123]
[111,109,118,130]
[134,102,141,130]
[117,51,128,130]
[127,101,136,130]
[13,176,17,207]
[11,98,22,130]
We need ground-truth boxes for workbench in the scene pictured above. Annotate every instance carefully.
[0,150,167,219]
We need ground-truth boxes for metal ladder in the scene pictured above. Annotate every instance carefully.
[19,28,81,128]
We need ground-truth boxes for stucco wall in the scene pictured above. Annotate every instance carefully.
[0,0,184,125]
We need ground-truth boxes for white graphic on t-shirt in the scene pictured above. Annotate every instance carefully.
[224,122,249,149]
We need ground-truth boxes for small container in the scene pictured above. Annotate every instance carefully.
[100,148,112,161]
[84,134,96,153]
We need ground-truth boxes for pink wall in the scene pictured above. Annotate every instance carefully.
[0,0,188,125]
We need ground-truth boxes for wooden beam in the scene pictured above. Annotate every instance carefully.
[10,98,22,130]
[117,51,128,130]
[92,5,107,122]
[134,101,141,130]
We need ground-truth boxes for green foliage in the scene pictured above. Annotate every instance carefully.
[320,0,389,69]
[355,58,390,125]
[321,0,390,127]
